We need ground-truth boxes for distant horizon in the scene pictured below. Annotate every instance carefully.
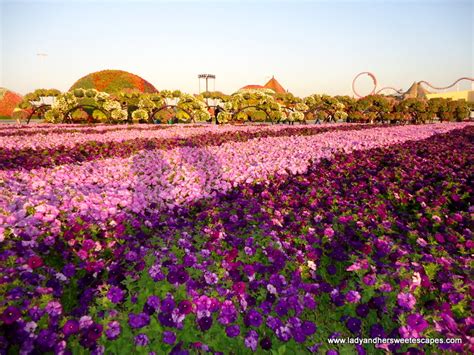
[1,0,472,97]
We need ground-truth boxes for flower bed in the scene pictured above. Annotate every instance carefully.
[0,123,472,354]
[0,124,370,170]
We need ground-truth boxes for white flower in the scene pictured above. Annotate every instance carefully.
[267,284,277,295]
[307,260,317,271]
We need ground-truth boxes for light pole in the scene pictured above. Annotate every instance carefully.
[198,74,216,105]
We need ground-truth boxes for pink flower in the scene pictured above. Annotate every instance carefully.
[323,227,335,239]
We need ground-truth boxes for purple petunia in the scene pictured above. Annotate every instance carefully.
[197,316,213,331]
[244,330,259,351]
[161,295,176,313]
[163,331,176,345]
[345,290,361,303]
[406,313,429,333]
[107,286,125,304]
[260,337,272,350]
[128,312,150,329]
[346,317,361,334]
[135,333,149,346]
[244,309,263,328]
[301,320,317,336]
[105,321,121,340]
[226,324,240,338]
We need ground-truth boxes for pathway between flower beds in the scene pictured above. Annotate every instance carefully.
[0,126,472,354]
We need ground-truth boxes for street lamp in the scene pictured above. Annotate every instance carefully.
[198,74,216,105]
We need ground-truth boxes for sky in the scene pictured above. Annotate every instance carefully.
[0,0,473,97]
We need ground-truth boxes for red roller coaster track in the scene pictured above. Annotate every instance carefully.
[352,72,474,98]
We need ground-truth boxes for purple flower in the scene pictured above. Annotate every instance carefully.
[219,300,237,325]
[397,292,416,310]
[125,251,138,261]
[406,313,429,333]
[161,295,176,313]
[144,295,160,314]
[36,329,57,351]
[260,336,272,350]
[128,312,150,329]
[276,325,292,342]
[266,316,283,331]
[326,264,337,275]
[1,306,21,325]
[105,321,121,340]
[244,309,263,327]
[345,290,361,303]
[226,324,240,338]
[63,319,79,337]
[356,303,369,317]
[63,263,76,277]
[275,299,289,317]
[448,292,464,304]
[107,286,125,304]
[79,316,93,329]
[204,271,218,285]
[244,330,259,351]
[85,323,103,342]
[158,312,175,327]
[362,274,376,286]
[369,324,386,338]
[292,328,306,343]
[346,317,361,334]
[176,268,189,284]
[302,320,317,336]
[149,264,165,281]
[135,334,149,346]
[197,316,213,331]
[326,350,339,355]
[163,331,176,345]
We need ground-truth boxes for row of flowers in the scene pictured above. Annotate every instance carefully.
[0,125,472,353]
[0,123,469,248]
[0,124,369,170]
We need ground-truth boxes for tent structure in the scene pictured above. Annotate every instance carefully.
[403,82,431,99]
[264,76,286,94]
[240,84,267,90]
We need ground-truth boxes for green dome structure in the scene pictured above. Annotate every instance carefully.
[70,69,158,94]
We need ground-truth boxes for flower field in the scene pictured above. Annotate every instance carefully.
[0,123,472,354]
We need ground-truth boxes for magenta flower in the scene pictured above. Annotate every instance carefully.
[397,292,416,310]
[1,306,21,325]
[323,227,335,239]
[406,313,429,333]
[63,319,79,337]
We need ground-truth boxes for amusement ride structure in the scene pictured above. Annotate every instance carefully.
[352,72,474,98]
